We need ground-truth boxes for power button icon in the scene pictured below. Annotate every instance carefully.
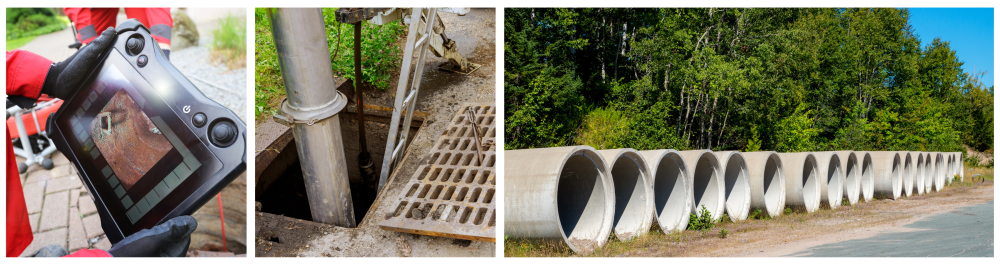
[183,105,191,113]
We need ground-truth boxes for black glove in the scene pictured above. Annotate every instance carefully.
[107,215,198,257]
[40,27,117,99]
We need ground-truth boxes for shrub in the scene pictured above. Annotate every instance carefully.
[210,14,247,69]
[687,205,717,231]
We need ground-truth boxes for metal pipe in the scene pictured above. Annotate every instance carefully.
[834,151,860,206]
[676,150,724,220]
[270,8,355,227]
[354,21,376,186]
[870,151,902,200]
[713,151,751,221]
[505,146,614,254]
[637,149,690,233]
[742,151,786,218]
[777,152,821,212]
[812,152,844,209]
[597,149,653,241]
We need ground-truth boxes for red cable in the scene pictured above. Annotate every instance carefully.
[217,193,227,252]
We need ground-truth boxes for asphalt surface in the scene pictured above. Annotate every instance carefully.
[790,200,994,257]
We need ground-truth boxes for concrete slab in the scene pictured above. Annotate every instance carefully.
[82,213,105,239]
[21,228,68,257]
[39,190,69,231]
[68,208,89,251]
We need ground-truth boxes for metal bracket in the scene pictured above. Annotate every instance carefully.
[272,91,348,127]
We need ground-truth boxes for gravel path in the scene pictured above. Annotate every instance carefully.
[170,44,247,122]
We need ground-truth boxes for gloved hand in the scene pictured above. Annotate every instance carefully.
[40,27,117,99]
[107,215,198,257]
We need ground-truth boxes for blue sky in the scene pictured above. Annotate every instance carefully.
[907,8,994,88]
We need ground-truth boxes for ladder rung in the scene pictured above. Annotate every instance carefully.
[414,35,428,48]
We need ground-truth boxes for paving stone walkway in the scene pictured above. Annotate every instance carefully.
[16,152,112,256]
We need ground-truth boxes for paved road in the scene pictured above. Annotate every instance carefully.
[790,201,994,257]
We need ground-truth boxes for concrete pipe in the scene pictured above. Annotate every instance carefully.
[676,150,725,220]
[945,154,954,185]
[812,152,844,209]
[505,146,615,253]
[859,152,875,202]
[914,152,925,195]
[869,151,902,200]
[902,152,914,197]
[597,149,654,241]
[637,149,690,233]
[933,152,945,192]
[924,152,934,193]
[957,152,964,181]
[776,153,821,212]
[714,151,752,221]
[834,151,860,205]
[742,152,786,218]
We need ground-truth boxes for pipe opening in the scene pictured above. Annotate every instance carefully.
[723,155,749,219]
[903,155,913,196]
[826,156,842,206]
[843,154,858,204]
[861,155,874,201]
[762,155,782,214]
[652,154,686,231]
[802,157,819,210]
[557,153,608,245]
[892,155,902,198]
[692,156,720,216]
[610,154,648,238]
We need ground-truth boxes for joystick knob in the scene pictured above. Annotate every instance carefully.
[126,36,144,56]
[209,120,238,147]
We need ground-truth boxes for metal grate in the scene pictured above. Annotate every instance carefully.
[378,103,496,242]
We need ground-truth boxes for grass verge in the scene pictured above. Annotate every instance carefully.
[6,35,36,51]
[210,14,247,70]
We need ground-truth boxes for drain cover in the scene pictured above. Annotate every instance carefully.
[379,103,496,242]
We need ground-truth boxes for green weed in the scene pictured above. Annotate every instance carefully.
[210,14,246,69]
[687,205,718,231]
[718,228,728,239]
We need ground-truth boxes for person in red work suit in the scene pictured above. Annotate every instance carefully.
[64,8,172,58]
[7,27,195,258]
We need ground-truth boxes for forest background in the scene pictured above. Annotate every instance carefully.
[504,8,993,160]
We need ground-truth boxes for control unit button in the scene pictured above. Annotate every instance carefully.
[137,55,148,67]
[192,112,207,128]
[126,35,144,56]
[209,119,238,147]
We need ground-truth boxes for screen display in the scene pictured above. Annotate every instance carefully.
[90,89,173,190]
[63,61,217,225]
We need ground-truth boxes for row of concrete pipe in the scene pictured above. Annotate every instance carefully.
[504,146,964,253]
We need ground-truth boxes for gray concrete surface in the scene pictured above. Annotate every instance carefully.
[790,200,994,257]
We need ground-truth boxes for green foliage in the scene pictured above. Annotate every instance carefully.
[210,14,246,69]
[504,8,992,154]
[718,228,728,239]
[6,8,65,40]
[784,207,792,215]
[775,105,819,152]
[687,205,717,231]
[321,8,405,90]
[576,106,627,149]
[254,8,405,121]
[254,8,283,120]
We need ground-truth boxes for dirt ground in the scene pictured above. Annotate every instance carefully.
[255,8,496,257]
[507,168,994,257]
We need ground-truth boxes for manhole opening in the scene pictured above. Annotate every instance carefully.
[257,112,421,223]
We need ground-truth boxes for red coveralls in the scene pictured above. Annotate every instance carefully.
[6,50,112,257]
[64,8,172,47]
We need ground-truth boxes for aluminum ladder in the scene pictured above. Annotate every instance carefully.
[378,8,438,195]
